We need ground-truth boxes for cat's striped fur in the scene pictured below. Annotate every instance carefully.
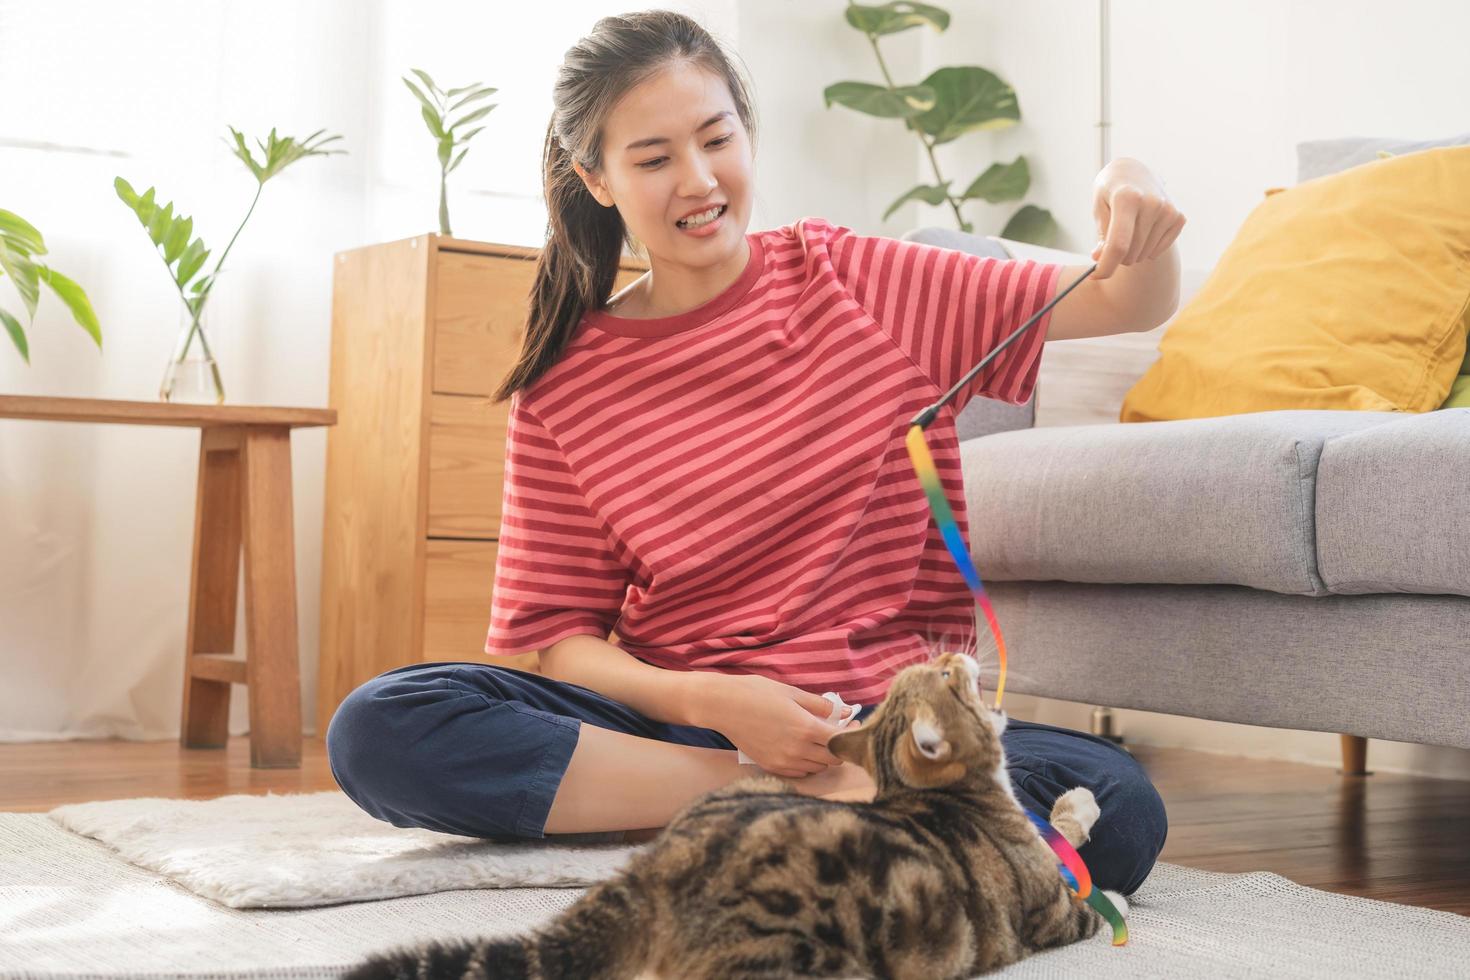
[346,652,1124,979]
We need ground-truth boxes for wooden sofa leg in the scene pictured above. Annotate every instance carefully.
[1339,734,1371,776]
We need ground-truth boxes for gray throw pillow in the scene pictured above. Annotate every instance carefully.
[1296,132,1470,182]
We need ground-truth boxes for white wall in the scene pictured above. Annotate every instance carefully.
[2,0,1466,781]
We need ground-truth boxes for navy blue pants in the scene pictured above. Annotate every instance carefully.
[326,661,1168,894]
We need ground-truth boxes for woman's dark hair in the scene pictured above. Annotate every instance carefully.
[491,10,758,403]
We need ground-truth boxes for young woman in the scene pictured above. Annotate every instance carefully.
[328,10,1183,895]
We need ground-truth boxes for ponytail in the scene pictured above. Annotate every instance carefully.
[490,121,628,403]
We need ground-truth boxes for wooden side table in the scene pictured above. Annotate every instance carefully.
[0,395,336,768]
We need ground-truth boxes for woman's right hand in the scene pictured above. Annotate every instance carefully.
[695,673,846,778]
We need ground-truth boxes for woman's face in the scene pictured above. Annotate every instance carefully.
[574,63,753,267]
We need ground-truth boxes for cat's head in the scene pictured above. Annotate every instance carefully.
[828,651,1006,793]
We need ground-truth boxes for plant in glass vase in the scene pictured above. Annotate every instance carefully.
[116,126,345,403]
[402,68,497,236]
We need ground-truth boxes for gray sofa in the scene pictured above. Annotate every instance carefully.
[901,226,1470,755]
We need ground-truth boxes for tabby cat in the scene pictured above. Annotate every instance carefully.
[346,651,1126,979]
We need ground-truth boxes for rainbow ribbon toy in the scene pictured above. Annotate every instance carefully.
[904,262,1127,946]
[1027,810,1130,945]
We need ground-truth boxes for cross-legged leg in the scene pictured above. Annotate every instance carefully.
[325,661,871,840]
[1001,717,1169,895]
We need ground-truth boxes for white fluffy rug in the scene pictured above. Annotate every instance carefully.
[48,790,634,908]
[1,791,1465,978]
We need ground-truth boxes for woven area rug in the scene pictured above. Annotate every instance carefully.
[1,795,1466,978]
[47,791,634,909]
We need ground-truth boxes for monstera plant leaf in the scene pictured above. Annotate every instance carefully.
[883,182,952,222]
[909,66,1020,146]
[999,204,1058,247]
[962,157,1029,203]
[823,81,936,119]
[844,1,950,35]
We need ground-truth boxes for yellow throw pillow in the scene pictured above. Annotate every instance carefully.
[1121,146,1470,422]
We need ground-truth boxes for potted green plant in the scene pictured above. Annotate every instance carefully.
[1,209,101,363]
[116,126,345,404]
[402,68,497,236]
[824,0,1058,245]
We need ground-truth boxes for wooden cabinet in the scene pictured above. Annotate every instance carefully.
[316,233,646,731]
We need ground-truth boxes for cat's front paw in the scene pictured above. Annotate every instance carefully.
[1050,787,1101,846]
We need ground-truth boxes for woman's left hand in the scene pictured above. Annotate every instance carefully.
[1089,158,1186,279]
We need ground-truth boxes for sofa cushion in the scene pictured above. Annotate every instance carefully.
[1316,408,1470,597]
[960,409,1398,595]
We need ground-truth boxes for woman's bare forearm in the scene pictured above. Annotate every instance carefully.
[539,633,712,727]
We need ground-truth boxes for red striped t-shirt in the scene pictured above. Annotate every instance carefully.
[483,216,1062,704]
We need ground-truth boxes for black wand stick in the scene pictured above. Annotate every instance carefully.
[910,262,1099,430]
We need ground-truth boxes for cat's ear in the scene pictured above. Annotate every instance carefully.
[829,726,873,772]
[896,705,966,788]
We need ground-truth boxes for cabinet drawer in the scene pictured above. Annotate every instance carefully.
[428,392,506,538]
[433,250,533,397]
[422,538,538,672]
[433,251,648,397]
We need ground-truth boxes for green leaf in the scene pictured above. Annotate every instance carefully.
[0,248,40,321]
[961,156,1030,203]
[450,102,496,130]
[410,68,442,99]
[1,307,28,363]
[448,86,497,112]
[146,201,174,247]
[0,210,46,255]
[845,1,950,36]
[823,81,936,118]
[910,66,1019,145]
[113,177,140,214]
[421,105,445,139]
[114,178,214,295]
[882,181,952,221]
[447,146,469,174]
[176,239,210,289]
[1000,204,1057,246]
[37,266,101,349]
[437,134,454,168]
[402,77,438,115]
[226,127,266,181]
[226,125,345,185]
[162,214,192,264]
[455,126,486,145]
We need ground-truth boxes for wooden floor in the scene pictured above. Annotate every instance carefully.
[2,736,1466,916]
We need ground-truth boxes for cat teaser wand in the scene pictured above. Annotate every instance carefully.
[903,261,1128,945]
